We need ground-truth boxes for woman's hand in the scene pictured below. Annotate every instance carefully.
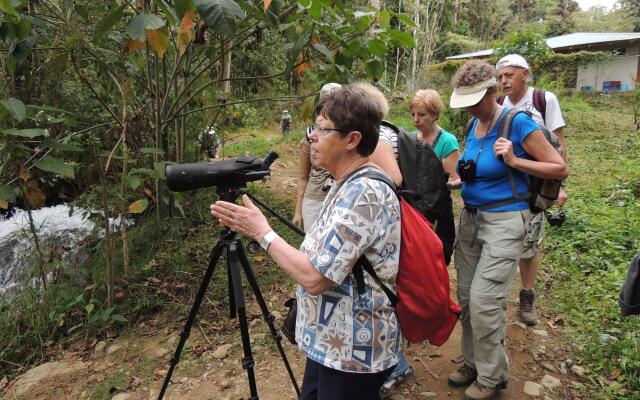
[447,178,462,190]
[292,211,303,228]
[210,194,272,241]
[494,137,517,167]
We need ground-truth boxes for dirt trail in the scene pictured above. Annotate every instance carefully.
[4,132,581,400]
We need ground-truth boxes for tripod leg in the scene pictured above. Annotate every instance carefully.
[158,239,226,400]
[237,243,301,397]
[228,241,260,400]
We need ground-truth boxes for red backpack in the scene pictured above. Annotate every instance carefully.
[353,171,461,345]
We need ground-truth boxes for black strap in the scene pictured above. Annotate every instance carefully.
[350,170,399,306]
[496,95,505,105]
[431,129,443,150]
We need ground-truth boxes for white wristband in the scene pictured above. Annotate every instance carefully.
[259,230,279,251]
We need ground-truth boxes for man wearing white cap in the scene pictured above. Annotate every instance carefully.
[496,54,568,326]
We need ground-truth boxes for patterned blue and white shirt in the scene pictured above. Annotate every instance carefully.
[296,166,402,373]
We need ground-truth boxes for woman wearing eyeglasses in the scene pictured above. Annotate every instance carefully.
[211,85,402,400]
[447,60,568,400]
[293,83,341,232]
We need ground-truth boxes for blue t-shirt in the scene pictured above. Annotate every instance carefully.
[459,109,539,212]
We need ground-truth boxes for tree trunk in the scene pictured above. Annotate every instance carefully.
[409,0,420,92]
[222,37,232,100]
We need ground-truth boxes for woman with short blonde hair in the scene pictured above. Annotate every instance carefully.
[408,89,459,182]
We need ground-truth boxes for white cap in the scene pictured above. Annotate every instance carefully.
[319,83,342,100]
[450,77,497,109]
[496,54,530,71]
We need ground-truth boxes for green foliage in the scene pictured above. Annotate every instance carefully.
[542,93,640,398]
[493,30,552,64]
[89,371,129,400]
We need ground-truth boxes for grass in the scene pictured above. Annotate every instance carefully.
[539,92,640,399]
[89,371,129,400]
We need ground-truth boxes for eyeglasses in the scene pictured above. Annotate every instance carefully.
[305,125,351,142]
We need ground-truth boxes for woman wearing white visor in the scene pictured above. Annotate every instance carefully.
[447,60,567,400]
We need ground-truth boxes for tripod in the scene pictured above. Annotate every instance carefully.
[158,188,301,400]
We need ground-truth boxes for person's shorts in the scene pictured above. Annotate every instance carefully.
[520,212,544,259]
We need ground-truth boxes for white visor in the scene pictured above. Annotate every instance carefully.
[450,77,497,109]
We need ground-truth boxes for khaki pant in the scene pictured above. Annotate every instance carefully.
[454,208,531,388]
[302,197,324,232]
[520,212,544,259]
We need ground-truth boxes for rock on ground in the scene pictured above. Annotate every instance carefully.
[541,374,561,389]
[9,360,86,397]
[523,381,544,397]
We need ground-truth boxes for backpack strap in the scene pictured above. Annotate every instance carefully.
[431,128,443,150]
[464,117,475,138]
[350,170,399,307]
[496,95,506,105]
[477,109,531,211]
[532,88,547,123]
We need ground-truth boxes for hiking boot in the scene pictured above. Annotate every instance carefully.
[448,365,477,387]
[519,288,538,326]
[464,381,497,400]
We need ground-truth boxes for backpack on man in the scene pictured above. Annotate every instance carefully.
[463,108,562,213]
[353,171,461,345]
[380,120,456,265]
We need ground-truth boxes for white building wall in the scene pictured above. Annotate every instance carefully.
[576,44,640,91]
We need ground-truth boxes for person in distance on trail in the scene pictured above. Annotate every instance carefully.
[292,82,341,232]
[496,54,569,327]
[211,85,402,400]
[281,109,292,136]
[448,60,567,400]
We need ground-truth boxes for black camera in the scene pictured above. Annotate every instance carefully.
[166,150,278,192]
[458,159,477,182]
[545,211,566,227]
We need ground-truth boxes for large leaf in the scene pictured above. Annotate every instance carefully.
[147,27,169,58]
[194,0,245,37]
[177,11,194,56]
[33,156,75,178]
[128,199,149,214]
[389,29,415,48]
[96,4,126,38]
[1,97,26,122]
[365,59,384,80]
[367,39,386,57]
[126,14,165,41]
[126,175,142,190]
[312,43,334,63]
[125,39,145,54]
[1,128,45,138]
[16,18,31,41]
[157,0,178,26]
[0,0,18,17]
[390,11,417,28]
[175,0,196,19]
[0,184,16,203]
